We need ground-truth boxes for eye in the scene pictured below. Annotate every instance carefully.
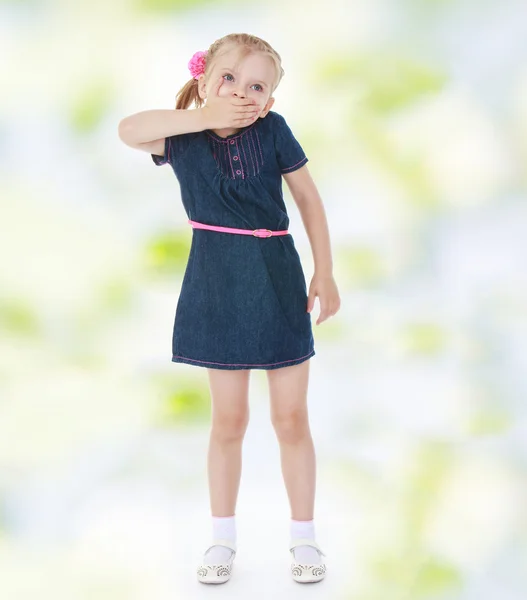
[223,73,234,81]
[252,84,263,92]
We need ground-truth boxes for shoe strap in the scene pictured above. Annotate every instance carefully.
[205,538,237,555]
[289,537,327,557]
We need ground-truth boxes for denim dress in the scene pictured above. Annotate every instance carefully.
[151,110,315,370]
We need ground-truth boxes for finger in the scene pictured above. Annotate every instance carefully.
[233,106,258,116]
[316,310,330,325]
[307,293,316,313]
[316,299,331,324]
[233,116,259,127]
[234,109,259,120]
[236,109,260,121]
[234,110,260,124]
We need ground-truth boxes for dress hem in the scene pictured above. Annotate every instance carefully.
[171,349,315,370]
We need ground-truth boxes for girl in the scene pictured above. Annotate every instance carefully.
[118,32,340,584]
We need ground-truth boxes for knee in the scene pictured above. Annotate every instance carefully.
[271,408,309,443]
[212,411,249,442]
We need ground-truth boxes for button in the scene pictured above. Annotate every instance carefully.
[233,156,238,160]
[236,170,241,175]
[230,140,235,144]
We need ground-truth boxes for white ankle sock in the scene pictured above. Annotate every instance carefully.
[290,518,322,564]
[203,515,236,566]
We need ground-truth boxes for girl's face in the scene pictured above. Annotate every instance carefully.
[199,46,276,117]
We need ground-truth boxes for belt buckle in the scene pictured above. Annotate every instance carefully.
[253,229,273,237]
[253,229,273,238]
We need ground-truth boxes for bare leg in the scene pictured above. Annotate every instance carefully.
[206,367,251,517]
[267,360,315,521]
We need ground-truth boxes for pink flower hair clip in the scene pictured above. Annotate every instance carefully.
[188,50,207,80]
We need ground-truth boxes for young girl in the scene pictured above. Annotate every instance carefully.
[118,32,340,585]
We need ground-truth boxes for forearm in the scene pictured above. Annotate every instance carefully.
[118,108,206,144]
[296,194,334,276]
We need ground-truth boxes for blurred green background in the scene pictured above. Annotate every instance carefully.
[1,0,526,598]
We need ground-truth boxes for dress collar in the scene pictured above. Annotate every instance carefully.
[205,120,258,143]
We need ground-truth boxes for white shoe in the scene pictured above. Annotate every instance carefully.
[196,539,237,584]
[289,538,327,583]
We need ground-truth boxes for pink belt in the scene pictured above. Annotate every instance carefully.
[188,219,289,238]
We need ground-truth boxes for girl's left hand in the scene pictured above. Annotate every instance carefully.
[307,273,341,325]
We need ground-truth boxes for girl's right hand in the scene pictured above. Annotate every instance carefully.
[201,76,261,130]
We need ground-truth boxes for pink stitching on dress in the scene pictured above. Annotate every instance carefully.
[255,129,263,164]
[245,135,256,176]
[240,135,252,177]
[235,140,244,179]
[227,143,235,178]
[172,350,315,367]
[249,131,259,168]
[212,139,218,165]
[220,139,227,173]
[281,157,307,172]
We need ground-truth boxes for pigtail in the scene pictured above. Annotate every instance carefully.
[175,78,204,110]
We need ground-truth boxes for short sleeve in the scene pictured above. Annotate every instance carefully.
[273,112,308,174]
[151,132,196,166]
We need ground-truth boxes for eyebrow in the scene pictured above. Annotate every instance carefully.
[219,67,269,87]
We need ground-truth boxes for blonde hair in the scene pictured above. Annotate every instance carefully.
[175,33,285,110]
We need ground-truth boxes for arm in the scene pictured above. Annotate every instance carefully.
[118,77,257,150]
[117,108,207,149]
[283,165,341,324]
[283,165,333,275]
